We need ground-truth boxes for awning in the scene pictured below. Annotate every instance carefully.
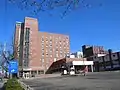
[72,61,93,65]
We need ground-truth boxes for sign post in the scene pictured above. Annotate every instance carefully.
[8,60,18,78]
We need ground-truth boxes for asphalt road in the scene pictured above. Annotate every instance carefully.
[22,72,120,90]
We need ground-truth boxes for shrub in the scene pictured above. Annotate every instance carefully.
[5,78,24,90]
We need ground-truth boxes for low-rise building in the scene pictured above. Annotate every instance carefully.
[82,45,108,58]
[93,49,120,72]
[70,51,83,58]
[46,57,94,74]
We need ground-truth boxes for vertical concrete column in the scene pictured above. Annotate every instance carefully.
[37,70,39,75]
[29,71,31,77]
[73,65,75,69]
[44,70,46,74]
[23,72,25,79]
[91,65,93,72]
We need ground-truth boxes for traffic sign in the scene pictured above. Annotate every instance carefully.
[8,60,18,74]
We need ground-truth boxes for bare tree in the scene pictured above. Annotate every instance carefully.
[7,0,100,18]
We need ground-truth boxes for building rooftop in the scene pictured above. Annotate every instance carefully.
[39,31,69,37]
[25,17,38,21]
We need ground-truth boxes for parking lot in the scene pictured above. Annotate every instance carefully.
[22,72,120,90]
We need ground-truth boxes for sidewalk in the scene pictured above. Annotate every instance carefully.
[0,79,7,90]
[28,74,61,79]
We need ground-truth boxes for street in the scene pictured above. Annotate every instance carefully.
[22,72,120,90]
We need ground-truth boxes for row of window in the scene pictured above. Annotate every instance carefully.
[41,47,69,52]
[99,60,119,67]
[41,36,68,40]
[41,38,69,44]
[41,53,63,57]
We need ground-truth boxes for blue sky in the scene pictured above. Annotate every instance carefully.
[0,0,120,52]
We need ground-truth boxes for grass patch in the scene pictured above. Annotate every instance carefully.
[5,78,24,90]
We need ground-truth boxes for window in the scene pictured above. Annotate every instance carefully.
[25,28,30,43]
[60,53,62,57]
[42,59,44,63]
[50,44,52,47]
[56,49,58,51]
[99,58,101,60]
[38,70,44,74]
[56,46,58,48]
[105,61,111,66]
[50,55,52,57]
[50,49,52,52]
[66,37,69,39]
[94,56,97,59]
[42,53,44,56]
[46,44,48,47]
[56,54,58,57]
[113,55,116,57]
[31,71,37,75]
[41,38,44,42]
[50,40,52,44]
[59,37,61,39]
[67,52,69,54]
[112,60,119,65]
[46,53,49,57]
[66,41,69,44]
[42,48,44,51]
[99,62,104,67]
[60,50,62,53]
[46,39,48,43]
[56,38,58,40]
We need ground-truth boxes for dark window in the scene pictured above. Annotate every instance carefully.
[38,70,44,74]
[94,56,97,59]
[99,62,104,67]
[113,55,116,57]
[24,28,30,67]
[112,60,119,65]
[25,28,30,43]
[105,61,111,66]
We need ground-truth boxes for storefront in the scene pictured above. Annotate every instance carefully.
[66,61,94,73]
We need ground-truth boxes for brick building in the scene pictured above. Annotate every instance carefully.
[14,17,70,77]
[82,45,108,58]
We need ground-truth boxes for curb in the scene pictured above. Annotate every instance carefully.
[18,80,34,90]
